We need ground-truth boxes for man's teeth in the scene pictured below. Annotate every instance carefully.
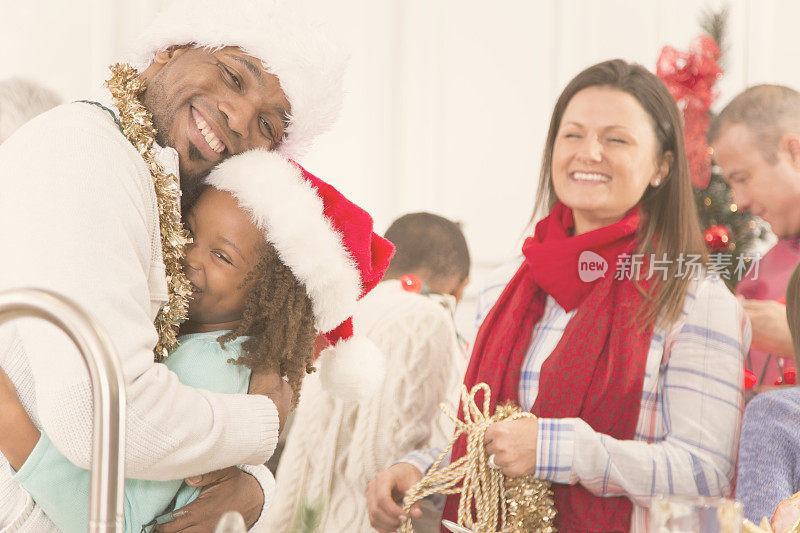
[194,113,225,154]
[572,172,611,183]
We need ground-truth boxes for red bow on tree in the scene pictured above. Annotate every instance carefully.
[657,34,722,189]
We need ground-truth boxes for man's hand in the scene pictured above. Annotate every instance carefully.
[155,467,262,532]
[247,368,293,433]
[739,297,794,356]
[366,462,423,533]
[484,417,539,478]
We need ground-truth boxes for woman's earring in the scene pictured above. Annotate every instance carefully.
[653,178,662,187]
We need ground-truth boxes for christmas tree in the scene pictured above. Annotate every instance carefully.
[656,8,767,289]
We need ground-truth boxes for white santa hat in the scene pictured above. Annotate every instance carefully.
[206,150,395,401]
[126,0,347,159]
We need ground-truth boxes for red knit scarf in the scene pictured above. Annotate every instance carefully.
[441,203,654,533]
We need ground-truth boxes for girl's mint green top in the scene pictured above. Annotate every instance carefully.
[12,331,251,533]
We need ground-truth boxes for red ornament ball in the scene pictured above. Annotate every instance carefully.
[703,224,730,250]
[776,366,796,386]
[744,368,757,390]
[399,274,424,294]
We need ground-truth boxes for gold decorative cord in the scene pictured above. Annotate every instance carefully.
[743,515,800,532]
[106,63,192,361]
[400,383,557,533]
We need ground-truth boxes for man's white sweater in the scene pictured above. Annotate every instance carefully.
[0,99,278,530]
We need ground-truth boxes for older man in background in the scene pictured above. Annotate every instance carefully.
[0,77,61,143]
[710,84,800,389]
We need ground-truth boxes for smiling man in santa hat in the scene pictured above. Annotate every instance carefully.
[0,0,346,530]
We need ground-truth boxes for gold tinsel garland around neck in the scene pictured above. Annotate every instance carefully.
[401,383,557,533]
[106,63,192,361]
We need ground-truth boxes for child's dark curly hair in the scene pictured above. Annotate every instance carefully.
[218,241,318,407]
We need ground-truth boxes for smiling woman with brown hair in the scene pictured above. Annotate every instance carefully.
[367,59,749,533]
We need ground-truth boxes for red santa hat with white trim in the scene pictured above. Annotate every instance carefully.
[206,150,395,401]
[127,0,347,159]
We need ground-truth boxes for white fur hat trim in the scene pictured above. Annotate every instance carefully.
[206,150,360,332]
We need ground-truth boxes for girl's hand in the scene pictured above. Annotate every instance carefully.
[0,365,39,470]
[484,417,539,478]
[247,369,292,433]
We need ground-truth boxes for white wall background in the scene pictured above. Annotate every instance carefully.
[2,0,798,338]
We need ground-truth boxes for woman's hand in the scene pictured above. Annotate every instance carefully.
[247,368,292,433]
[484,417,539,478]
[366,462,423,533]
[0,365,40,470]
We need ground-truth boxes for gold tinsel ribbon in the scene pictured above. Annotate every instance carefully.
[400,383,557,533]
[743,513,800,532]
[105,63,192,361]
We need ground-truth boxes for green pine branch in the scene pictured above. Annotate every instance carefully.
[290,496,325,533]
[700,4,729,68]
[691,4,766,289]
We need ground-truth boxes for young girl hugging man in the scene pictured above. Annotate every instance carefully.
[0,150,394,532]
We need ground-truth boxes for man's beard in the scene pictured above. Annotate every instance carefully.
[142,76,210,212]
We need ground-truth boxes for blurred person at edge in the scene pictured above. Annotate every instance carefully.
[709,85,800,390]
[0,77,61,143]
[366,59,749,533]
[736,261,800,525]
[0,0,346,530]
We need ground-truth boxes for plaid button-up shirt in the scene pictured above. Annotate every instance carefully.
[403,270,749,532]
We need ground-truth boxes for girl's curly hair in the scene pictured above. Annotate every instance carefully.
[218,241,317,407]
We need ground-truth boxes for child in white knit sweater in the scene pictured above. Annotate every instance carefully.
[266,212,470,533]
[0,151,392,532]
